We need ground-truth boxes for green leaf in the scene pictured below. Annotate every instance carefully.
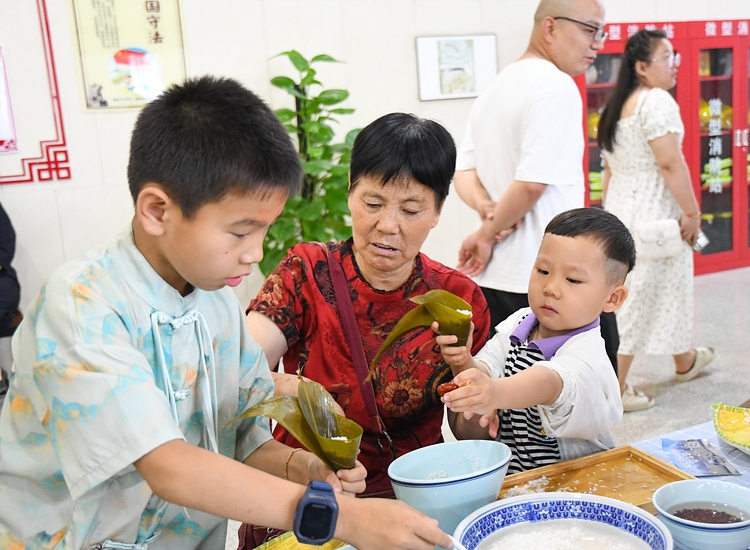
[330,108,355,115]
[329,143,352,155]
[304,159,334,175]
[297,197,326,220]
[288,87,308,100]
[274,108,296,122]
[259,248,286,277]
[300,69,318,88]
[317,125,335,144]
[283,123,298,133]
[311,54,340,64]
[301,217,327,241]
[316,89,349,105]
[301,120,323,134]
[275,50,309,72]
[268,218,298,242]
[345,128,361,145]
[270,76,296,90]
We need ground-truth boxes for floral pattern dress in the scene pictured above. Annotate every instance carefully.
[248,239,490,496]
[604,87,693,355]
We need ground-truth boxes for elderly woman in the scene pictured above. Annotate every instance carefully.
[246,113,490,498]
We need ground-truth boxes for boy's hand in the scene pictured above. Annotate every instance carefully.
[339,498,452,550]
[304,454,366,496]
[441,368,499,417]
[432,321,474,373]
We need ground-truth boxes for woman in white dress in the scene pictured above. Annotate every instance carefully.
[598,29,714,412]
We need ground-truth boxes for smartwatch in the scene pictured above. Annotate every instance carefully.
[293,480,339,545]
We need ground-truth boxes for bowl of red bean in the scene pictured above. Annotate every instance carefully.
[652,479,750,550]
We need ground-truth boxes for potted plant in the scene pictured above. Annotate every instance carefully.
[260,50,360,276]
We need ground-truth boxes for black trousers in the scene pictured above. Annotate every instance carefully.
[480,287,619,375]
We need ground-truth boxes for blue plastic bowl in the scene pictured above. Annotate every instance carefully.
[387,439,511,535]
[652,479,750,550]
[454,492,673,550]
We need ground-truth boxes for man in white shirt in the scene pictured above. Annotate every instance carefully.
[455,0,619,371]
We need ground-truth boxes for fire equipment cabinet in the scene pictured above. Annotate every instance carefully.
[575,19,750,275]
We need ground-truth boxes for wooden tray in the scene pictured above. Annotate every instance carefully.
[499,445,695,514]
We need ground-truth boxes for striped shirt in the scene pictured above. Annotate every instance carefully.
[500,341,561,473]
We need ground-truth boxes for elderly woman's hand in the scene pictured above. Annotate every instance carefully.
[432,321,475,374]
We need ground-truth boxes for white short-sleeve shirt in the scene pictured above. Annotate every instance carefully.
[457,59,585,293]
[0,227,274,549]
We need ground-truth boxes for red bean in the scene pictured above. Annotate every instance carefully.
[437,382,459,397]
[674,508,741,524]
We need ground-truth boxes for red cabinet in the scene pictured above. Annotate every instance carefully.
[576,19,750,275]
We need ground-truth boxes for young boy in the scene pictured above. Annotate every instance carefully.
[0,77,451,550]
[438,207,635,474]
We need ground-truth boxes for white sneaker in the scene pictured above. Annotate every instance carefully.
[622,385,654,412]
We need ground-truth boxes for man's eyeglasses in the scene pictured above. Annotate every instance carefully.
[553,16,608,43]
[651,52,681,68]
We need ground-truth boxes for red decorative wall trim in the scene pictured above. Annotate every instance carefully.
[0,0,70,184]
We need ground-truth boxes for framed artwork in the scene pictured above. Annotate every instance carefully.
[0,46,17,154]
[0,0,70,184]
[415,35,498,101]
[70,0,186,110]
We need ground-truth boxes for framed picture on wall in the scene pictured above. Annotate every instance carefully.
[415,35,497,101]
[70,0,187,110]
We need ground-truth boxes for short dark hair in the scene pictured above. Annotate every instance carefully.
[349,113,455,209]
[545,207,636,284]
[127,76,302,218]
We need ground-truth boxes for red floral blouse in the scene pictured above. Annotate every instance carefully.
[248,239,489,496]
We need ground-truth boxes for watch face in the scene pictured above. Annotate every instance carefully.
[299,502,334,540]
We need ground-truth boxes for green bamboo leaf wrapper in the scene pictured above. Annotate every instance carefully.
[370,304,435,366]
[225,389,362,472]
[298,378,363,470]
[371,290,473,367]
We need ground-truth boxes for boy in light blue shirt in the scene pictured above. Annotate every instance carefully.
[0,76,451,550]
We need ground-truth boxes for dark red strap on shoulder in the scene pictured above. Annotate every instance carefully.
[314,242,395,458]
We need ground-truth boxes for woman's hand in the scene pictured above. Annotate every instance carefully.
[679,214,700,245]
[432,321,475,374]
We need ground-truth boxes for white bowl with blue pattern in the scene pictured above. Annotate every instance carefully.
[387,439,511,535]
[652,479,750,550]
[453,492,673,550]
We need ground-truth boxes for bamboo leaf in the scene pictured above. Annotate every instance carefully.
[371,305,435,367]
[298,379,363,471]
[225,396,333,469]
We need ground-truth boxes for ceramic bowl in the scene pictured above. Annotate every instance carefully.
[453,492,673,550]
[652,479,750,550]
[387,439,511,535]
